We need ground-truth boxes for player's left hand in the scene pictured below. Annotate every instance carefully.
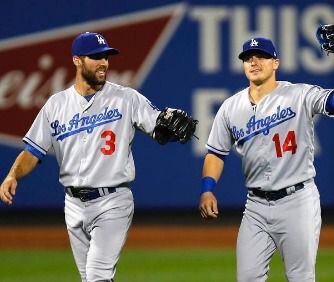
[153,108,198,145]
[199,192,219,219]
[0,176,17,205]
[316,24,334,54]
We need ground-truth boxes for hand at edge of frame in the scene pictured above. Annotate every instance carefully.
[0,176,17,205]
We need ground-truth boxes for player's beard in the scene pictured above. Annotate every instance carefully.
[81,63,107,87]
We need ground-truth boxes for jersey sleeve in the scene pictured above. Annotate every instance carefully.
[206,103,233,156]
[131,89,160,135]
[302,84,334,117]
[23,103,52,159]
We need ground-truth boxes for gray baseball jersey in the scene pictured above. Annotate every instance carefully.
[23,81,160,281]
[23,81,160,187]
[207,81,333,281]
[207,81,333,191]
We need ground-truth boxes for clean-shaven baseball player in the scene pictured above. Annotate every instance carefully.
[0,32,196,282]
[199,33,334,281]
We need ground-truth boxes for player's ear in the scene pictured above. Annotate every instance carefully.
[73,56,81,67]
[273,58,280,70]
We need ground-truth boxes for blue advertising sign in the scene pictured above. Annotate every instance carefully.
[0,0,333,210]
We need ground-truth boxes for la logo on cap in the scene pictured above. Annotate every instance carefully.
[250,38,259,47]
[96,35,106,45]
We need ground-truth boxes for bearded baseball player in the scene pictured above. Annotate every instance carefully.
[199,25,334,282]
[0,32,197,282]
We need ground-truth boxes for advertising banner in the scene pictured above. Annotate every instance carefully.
[0,0,333,209]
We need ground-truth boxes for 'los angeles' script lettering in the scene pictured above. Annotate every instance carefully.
[51,106,122,141]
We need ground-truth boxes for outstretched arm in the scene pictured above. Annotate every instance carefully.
[0,150,39,205]
[199,153,224,219]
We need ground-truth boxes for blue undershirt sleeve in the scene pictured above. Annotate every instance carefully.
[325,91,334,114]
[24,144,44,162]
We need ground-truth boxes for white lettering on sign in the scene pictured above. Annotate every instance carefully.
[189,7,230,73]
[0,54,135,109]
[190,4,334,74]
[300,5,334,73]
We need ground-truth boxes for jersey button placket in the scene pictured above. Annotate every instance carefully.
[261,136,271,181]
[78,135,88,186]
[79,107,89,186]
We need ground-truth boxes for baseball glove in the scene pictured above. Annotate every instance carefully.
[153,108,198,145]
[316,24,334,54]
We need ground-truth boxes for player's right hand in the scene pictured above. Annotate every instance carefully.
[199,192,219,219]
[0,176,17,205]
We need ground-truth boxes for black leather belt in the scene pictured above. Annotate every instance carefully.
[249,182,304,201]
[65,187,116,202]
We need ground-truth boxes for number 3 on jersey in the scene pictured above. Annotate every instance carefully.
[272,130,297,158]
[100,130,116,155]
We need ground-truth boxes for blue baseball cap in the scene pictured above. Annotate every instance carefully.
[238,37,278,60]
[72,32,119,56]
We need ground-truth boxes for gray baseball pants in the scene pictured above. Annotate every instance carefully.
[237,180,321,282]
[64,187,134,282]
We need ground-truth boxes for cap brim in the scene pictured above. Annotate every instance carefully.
[76,47,120,56]
[106,48,120,56]
[238,49,274,60]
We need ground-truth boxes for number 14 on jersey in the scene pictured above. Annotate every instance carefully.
[272,130,297,158]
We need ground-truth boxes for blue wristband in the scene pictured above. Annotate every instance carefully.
[201,176,217,194]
